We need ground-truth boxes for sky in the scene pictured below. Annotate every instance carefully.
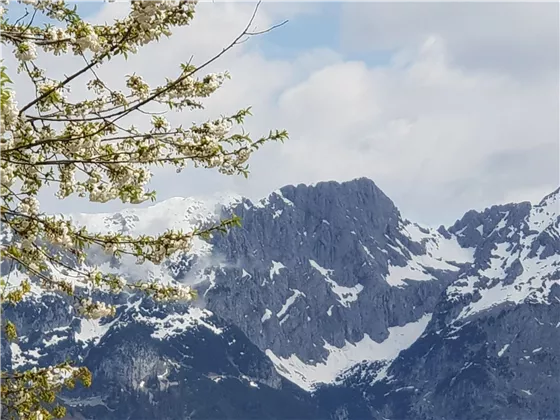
[4,1,559,226]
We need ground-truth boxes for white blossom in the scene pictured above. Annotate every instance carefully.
[75,26,101,53]
[0,89,19,131]
[0,163,14,187]
[45,365,79,386]
[17,196,40,215]
[14,41,37,61]
[76,298,116,319]
[32,411,44,420]
[175,283,195,300]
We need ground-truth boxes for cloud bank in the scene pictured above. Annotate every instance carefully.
[7,2,558,225]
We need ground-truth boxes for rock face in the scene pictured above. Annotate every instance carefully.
[1,179,558,419]
[202,179,471,390]
[314,186,560,420]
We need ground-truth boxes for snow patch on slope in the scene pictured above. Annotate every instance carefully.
[71,195,239,238]
[277,289,305,319]
[69,194,239,268]
[447,190,559,319]
[254,190,294,209]
[529,189,558,232]
[63,195,242,295]
[261,309,272,323]
[10,343,35,369]
[266,313,432,392]
[270,261,286,280]
[75,318,117,347]
[386,223,475,287]
[498,344,510,357]
[132,307,223,339]
[456,252,557,319]
[386,261,433,286]
[309,260,363,307]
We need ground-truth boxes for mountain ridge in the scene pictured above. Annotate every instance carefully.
[2,177,558,419]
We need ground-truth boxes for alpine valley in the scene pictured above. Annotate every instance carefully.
[2,178,559,420]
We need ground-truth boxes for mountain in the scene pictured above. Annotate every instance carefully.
[315,186,560,420]
[1,178,558,420]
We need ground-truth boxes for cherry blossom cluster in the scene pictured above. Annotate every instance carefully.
[0,0,284,321]
[134,280,197,301]
[76,297,117,319]
[1,1,286,418]
[0,362,91,419]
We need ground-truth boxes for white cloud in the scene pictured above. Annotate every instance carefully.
[246,33,557,224]
[8,3,558,226]
[339,2,559,80]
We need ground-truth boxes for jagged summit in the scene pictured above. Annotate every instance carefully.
[537,186,559,207]
[279,177,392,200]
[66,180,558,238]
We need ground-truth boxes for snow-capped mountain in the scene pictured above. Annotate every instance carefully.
[2,178,558,420]
[314,186,559,420]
